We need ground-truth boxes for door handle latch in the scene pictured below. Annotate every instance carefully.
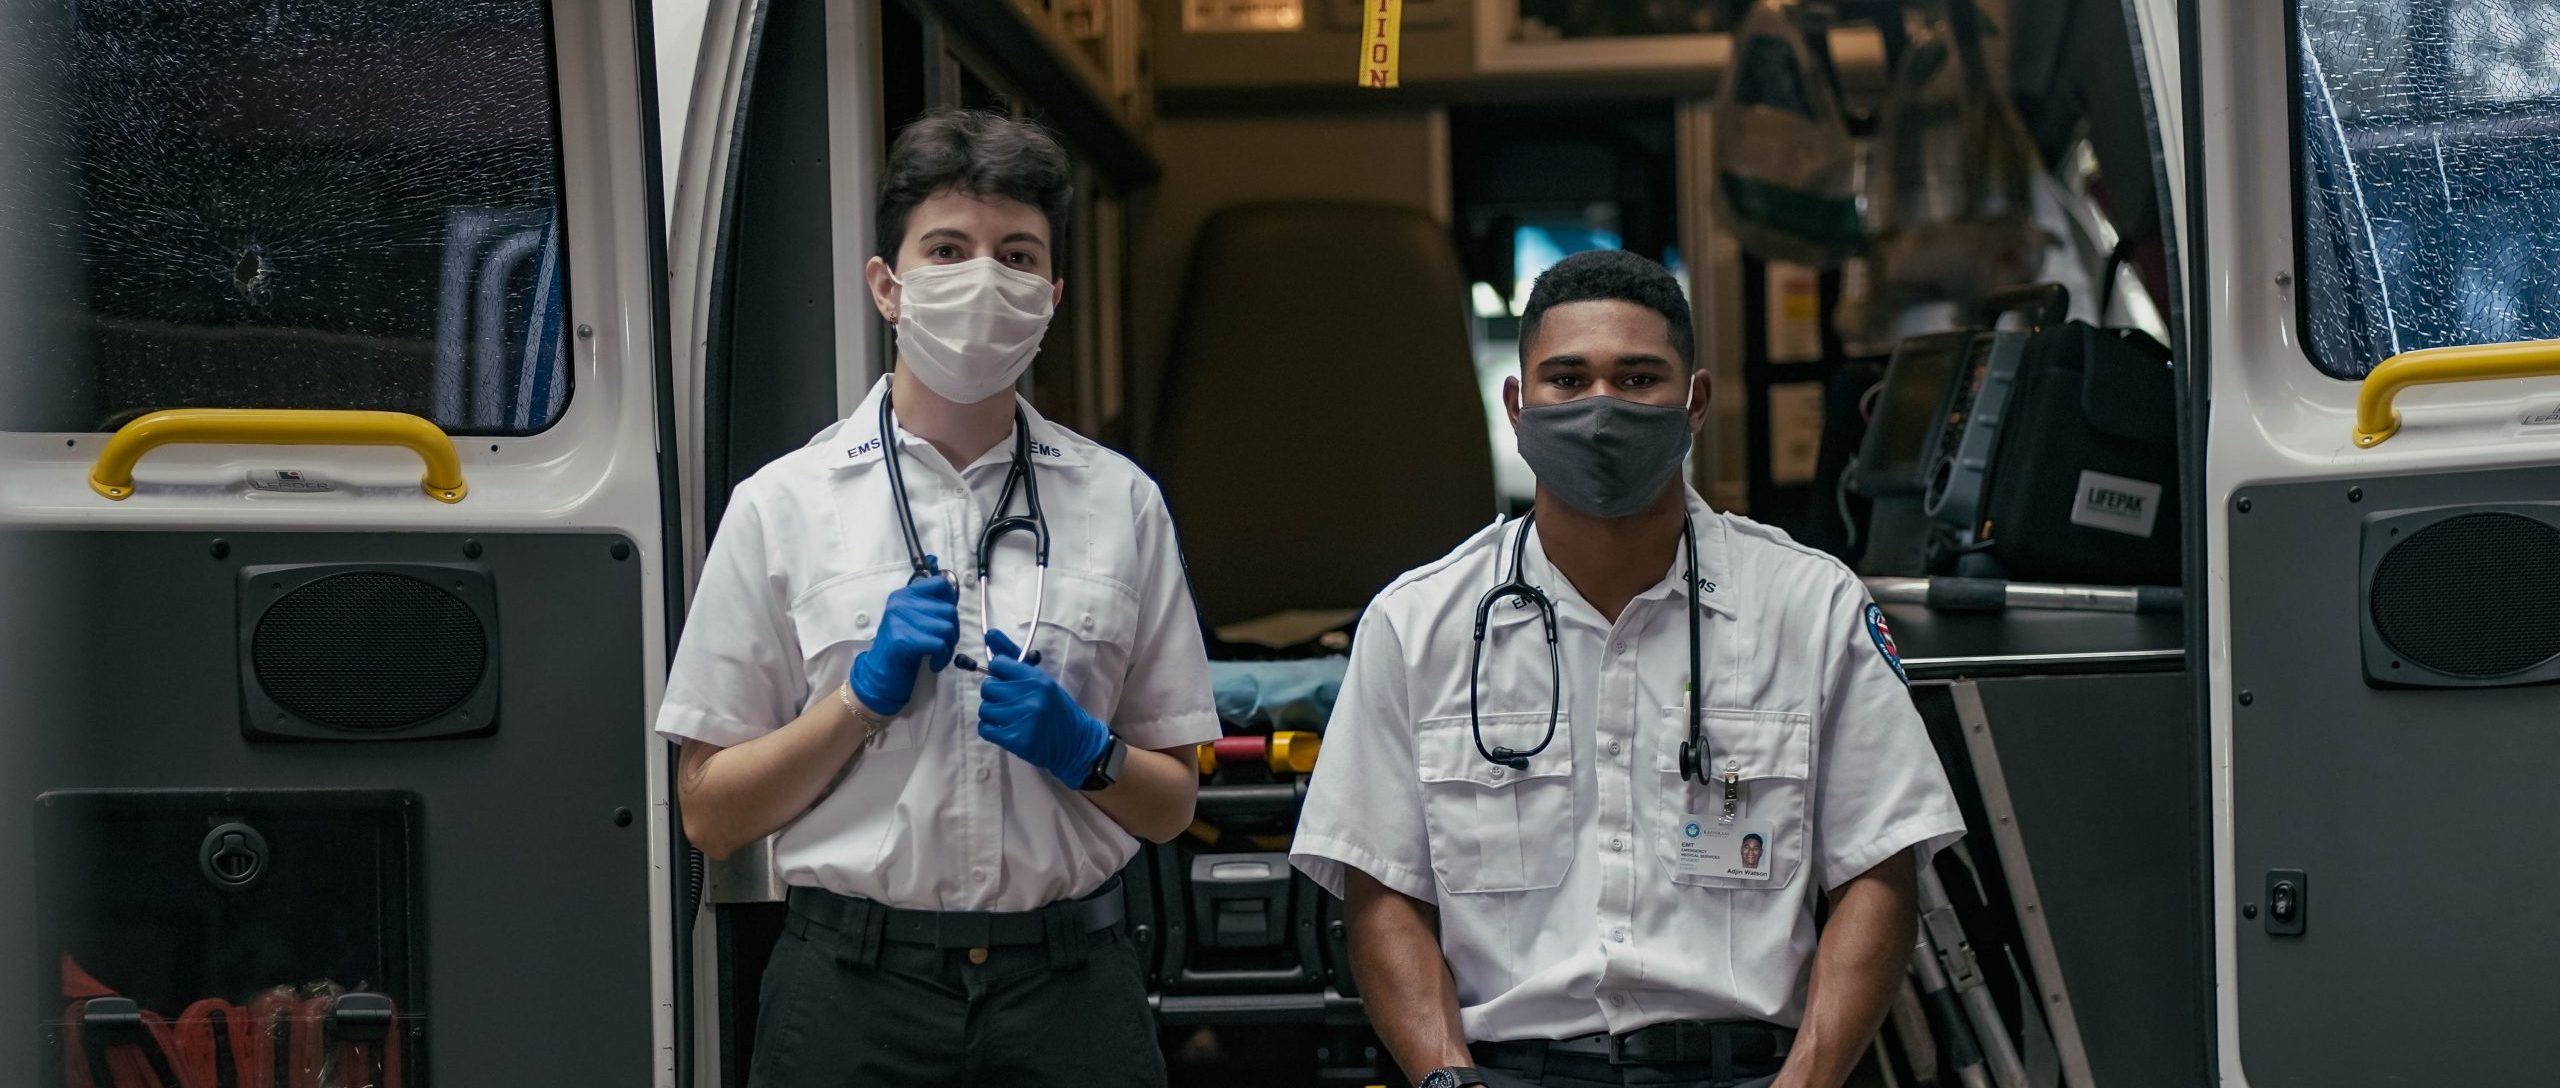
[2263,868,2306,936]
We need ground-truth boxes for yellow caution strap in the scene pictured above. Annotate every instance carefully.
[1358,0,1402,88]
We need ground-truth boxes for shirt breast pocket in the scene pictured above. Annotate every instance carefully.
[789,567,923,753]
[1008,570,1141,711]
[1416,713,1576,895]
[1655,707,1811,890]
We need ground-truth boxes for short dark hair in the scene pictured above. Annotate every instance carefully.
[876,109,1074,264]
[1743,834,1764,848]
[1517,249,1695,369]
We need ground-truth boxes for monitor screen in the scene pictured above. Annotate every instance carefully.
[1856,330,1979,497]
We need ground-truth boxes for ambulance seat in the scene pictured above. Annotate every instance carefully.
[1149,201,1497,630]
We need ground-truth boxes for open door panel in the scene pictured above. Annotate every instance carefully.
[0,0,683,1082]
[2199,1,2560,1083]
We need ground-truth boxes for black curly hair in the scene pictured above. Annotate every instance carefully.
[876,109,1074,266]
[1517,249,1694,369]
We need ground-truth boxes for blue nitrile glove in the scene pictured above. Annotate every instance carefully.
[975,629,1113,788]
[847,562,960,716]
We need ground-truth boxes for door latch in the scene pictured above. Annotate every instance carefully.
[2263,869,2306,936]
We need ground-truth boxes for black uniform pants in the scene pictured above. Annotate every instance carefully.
[747,890,1164,1088]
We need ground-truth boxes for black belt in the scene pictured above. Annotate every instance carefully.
[1477,1019,1793,1069]
[785,876,1125,949]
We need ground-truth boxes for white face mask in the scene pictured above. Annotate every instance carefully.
[889,257,1056,404]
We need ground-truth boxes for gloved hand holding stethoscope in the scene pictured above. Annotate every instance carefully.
[844,570,1106,789]
[973,629,1113,788]
[845,557,962,718]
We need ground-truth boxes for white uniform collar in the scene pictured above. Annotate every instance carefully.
[814,376,1089,470]
[1492,490,1738,625]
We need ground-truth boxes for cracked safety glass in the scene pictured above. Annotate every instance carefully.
[0,0,570,434]
[2296,0,2560,378]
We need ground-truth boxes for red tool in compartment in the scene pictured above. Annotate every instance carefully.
[61,956,184,1088]
[60,956,403,1088]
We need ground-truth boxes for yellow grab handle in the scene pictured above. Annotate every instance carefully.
[90,409,469,502]
[2354,337,2560,448]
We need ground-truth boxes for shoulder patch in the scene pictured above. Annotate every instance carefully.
[1865,602,1909,685]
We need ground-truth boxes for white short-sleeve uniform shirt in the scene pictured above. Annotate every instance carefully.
[656,377,1220,912]
[1291,492,1965,1042]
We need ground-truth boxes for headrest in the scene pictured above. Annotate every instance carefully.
[1151,201,1496,628]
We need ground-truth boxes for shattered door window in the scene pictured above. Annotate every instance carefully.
[0,0,570,434]
[2296,0,2560,379]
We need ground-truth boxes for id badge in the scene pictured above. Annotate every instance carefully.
[1676,815,1775,882]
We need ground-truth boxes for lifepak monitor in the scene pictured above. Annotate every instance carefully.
[1854,329,1979,498]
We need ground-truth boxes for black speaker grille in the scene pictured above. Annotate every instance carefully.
[2371,512,2560,678]
[253,572,487,730]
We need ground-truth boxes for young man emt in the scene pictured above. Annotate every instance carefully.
[1292,250,1966,1088]
[656,110,1217,1088]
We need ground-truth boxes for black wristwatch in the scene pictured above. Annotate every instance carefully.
[1418,1068,1490,1088]
[1076,736,1128,792]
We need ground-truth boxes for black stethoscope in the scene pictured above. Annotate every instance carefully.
[1469,511,1714,786]
[877,392,1048,668]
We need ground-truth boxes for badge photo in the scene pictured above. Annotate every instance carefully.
[1676,815,1775,882]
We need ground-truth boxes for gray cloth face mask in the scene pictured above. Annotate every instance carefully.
[1514,394,1692,518]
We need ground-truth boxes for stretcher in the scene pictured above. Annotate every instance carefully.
[1195,731,1322,776]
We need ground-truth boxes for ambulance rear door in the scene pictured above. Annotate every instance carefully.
[2196,1,2560,1082]
[0,0,687,1081]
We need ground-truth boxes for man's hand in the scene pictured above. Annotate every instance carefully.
[974,629,1113,787]
[1343,869,1475,1082]
[847,565,960,716]
[1770,852,1918,1088]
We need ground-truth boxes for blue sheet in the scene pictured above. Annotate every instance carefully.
[1208,657,1349,732]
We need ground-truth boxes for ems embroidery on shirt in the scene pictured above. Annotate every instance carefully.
[1865,602,1908,685]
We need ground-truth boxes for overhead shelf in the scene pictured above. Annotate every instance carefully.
[926,0,1162,189]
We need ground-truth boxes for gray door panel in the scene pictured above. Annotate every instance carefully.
[13,529,650,1085]
[2229,467,2560,1085]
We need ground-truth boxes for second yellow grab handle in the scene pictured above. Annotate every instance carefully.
[89,409,469,503]
[2354,337,2560,448]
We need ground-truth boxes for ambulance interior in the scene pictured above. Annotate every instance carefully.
[9,0,2560,1084]
[683,1,2204,1085]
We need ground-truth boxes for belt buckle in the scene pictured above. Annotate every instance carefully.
[933,911,993,949]
[1606,1032,1635,1066]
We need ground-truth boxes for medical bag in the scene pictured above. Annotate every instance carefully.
[1971,323,2181,585]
